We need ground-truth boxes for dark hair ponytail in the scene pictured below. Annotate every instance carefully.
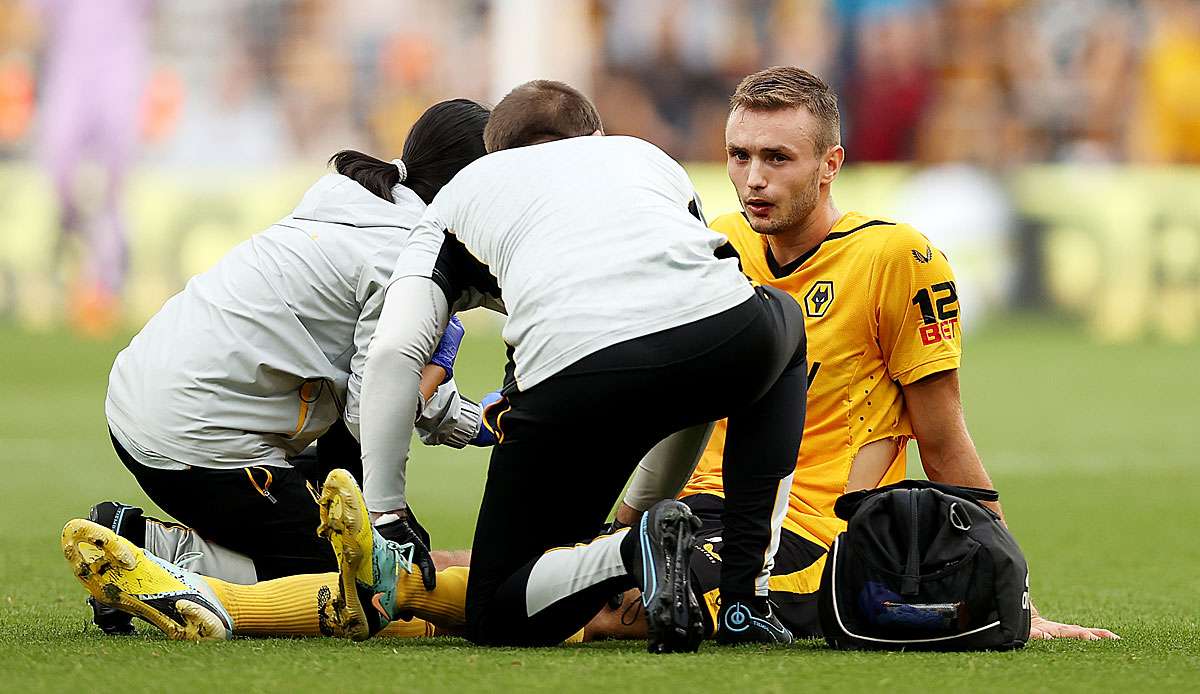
[327,150,400,201]
[329,98,490,205]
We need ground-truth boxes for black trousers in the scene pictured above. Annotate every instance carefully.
[111,420,363,580]
[466,286,807,645]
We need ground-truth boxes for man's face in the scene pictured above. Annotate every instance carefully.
[725,106,827,236]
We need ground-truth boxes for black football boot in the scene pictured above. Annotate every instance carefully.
[630,500,705,653]
[714,597,794,646]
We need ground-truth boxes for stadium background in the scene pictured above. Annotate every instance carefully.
[0,1,1197,691]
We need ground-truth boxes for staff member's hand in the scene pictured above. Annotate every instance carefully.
[370,509,438,590]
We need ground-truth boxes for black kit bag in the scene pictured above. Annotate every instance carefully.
[818,480,1031,651]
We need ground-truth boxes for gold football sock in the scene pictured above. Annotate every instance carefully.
[377,618,436,638]
[383,568,583,643]
[393,566,469,627]
[203,573,341,637]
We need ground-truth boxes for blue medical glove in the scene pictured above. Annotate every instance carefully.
[429,316,465,383]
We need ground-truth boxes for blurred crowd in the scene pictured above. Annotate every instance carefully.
[0,0,1198,167]
[0,0,1195,339]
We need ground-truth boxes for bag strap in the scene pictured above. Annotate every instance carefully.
[834,479,1000,520]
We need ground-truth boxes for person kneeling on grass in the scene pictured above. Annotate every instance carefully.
[83,98,498,635]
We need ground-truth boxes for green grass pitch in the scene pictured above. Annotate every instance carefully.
[1,317,1197,692]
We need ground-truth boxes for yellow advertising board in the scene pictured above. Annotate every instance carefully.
[0,163,1197,341]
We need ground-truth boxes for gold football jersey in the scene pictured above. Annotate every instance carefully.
[682,211,963,548]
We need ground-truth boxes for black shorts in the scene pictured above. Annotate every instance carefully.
[682,493,828,638]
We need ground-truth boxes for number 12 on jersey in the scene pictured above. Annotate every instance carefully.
[912,282,959,346]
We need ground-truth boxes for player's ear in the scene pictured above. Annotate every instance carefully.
[592,129,604,136]
[822,144,845,185]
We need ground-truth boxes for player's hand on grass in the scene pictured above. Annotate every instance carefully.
[1029,616,1120,640]
[374,509,438,591]
[429,315,465,383]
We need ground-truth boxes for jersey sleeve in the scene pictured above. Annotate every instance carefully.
[874,227,962,385]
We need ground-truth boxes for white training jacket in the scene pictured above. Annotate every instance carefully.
[106,173,480,472]
[359,135,753,511]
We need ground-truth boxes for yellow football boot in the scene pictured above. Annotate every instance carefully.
[62,518,232,641]
[317,469,415,641]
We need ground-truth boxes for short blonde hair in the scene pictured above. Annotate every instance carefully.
[730,66,840,153]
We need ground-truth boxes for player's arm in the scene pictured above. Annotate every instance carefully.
[902,369,1119,641]
[902,370,996,512]
[879,230,1116,640]
[875,231,990,498]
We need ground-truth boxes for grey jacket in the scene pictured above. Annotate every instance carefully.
[107,173,478,471]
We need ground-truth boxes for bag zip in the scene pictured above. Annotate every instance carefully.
[901,489,920,595]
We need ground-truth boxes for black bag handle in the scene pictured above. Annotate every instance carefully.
[834,479,999,521]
